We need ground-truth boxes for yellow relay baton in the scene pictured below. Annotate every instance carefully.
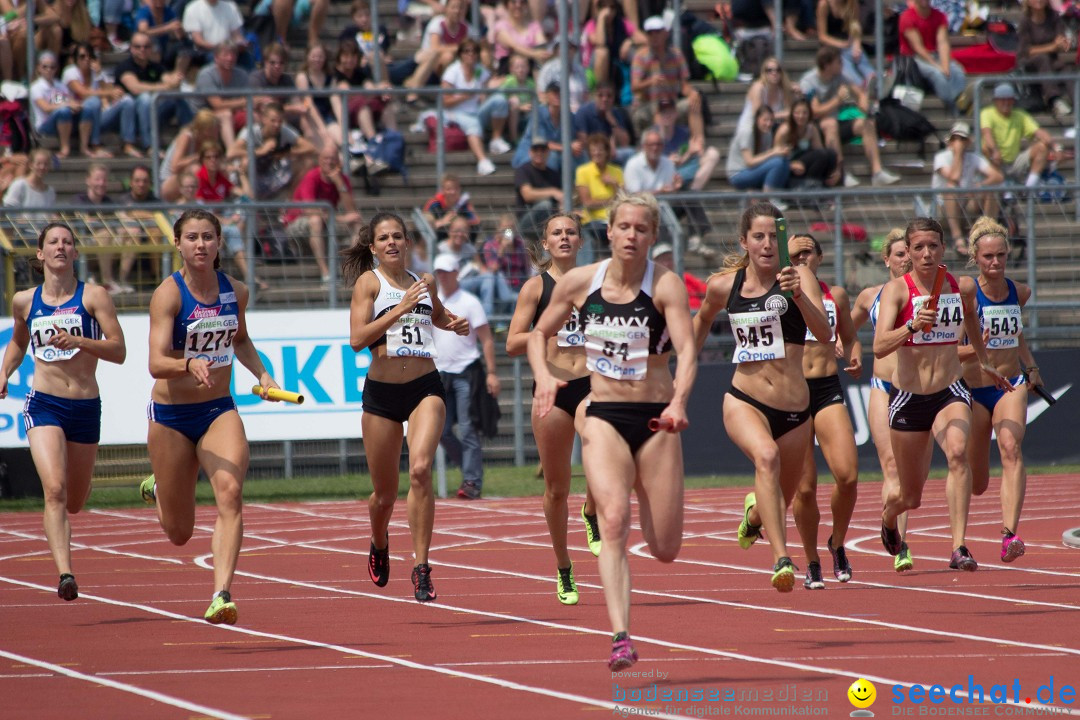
[250,386,305,404]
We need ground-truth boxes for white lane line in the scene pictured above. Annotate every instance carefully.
[0,528,183,565]
[0,649,252,720]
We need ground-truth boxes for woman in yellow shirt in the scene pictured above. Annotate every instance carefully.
[575,133,624,264]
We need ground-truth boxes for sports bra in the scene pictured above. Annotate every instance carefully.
[171,271,239,369]
[726,267,806,363]
[533,271,585,347]
[25,281,100,363]
[975,278,1022,350]
[368,268,437,359]
[894,272,963,347]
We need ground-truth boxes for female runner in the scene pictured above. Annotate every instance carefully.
[141,208,279,624]
[528,191,696,670]
[1,222,126,601]
[344,212,469,603]
[692,203,831,592]
[507,213,600,607]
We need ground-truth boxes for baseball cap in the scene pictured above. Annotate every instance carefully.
[433,254,459,273]
[651,242,673,260]
[948,121,970,139]
[643,16,666,31]
[993,83,1017,100]
[530,136,550,149]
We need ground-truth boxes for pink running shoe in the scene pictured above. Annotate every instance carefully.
[608,632,638,671]
[1001,534,1026,563]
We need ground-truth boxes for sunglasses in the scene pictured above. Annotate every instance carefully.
[131,43,152,49]
[765,67,780,73]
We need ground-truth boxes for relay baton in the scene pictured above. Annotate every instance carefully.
[776,216,791,298]
[648,417,674,432]
[1028,381,1056,406]
[251,386,305,404]
[919,264,948,332]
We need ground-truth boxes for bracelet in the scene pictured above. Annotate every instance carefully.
[185,357,192,373]
[1027,365,1039,371]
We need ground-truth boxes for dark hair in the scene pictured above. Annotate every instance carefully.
[336,38,361,65]
[791,232,822,256]
[260,101,285,117]
[263,42,288,64]
[173,209,223,270]
[586,132,609,155]
[529,213,583,271]
[32,222,77,276]
[815,45,841,70]
[905,217,944,245]
[131,164,151,179]
[785,98,813,142]
[752,105,774,155]
[73,41,96,62]
[457,38,482,59]
[342,212,408,284]
[721,202,783,273]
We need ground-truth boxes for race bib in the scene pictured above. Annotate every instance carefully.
[30,314,84,362]
[982,305,1022,349]
[730,310,786,363]
[386,308,437,359]
[556,308,585,348]
[585,318,650,381]
[911,293,963,345]
[184,314,239,368]
[806,297,837,343]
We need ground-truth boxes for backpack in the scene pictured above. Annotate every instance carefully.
[734,32,772,79]
[875,98,942,153]
[369,129,407,178]
[424,115,469,153]
[692,34,739,82]
[0,100,32,154]
[680,11,733,81]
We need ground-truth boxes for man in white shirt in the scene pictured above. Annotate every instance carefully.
[432,253,501,500]
[182,0,251,68]
[932,121,1003,255]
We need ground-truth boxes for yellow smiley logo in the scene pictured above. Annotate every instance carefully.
[848,679,877,709]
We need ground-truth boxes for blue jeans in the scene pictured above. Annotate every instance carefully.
[730,155,791,191]
[36,106,80,137]
[440,370,483,487]
[460,271,517,320]
[83,95,137,145]
[841,47,875,87]
[135,93,194,149]
[446,93,510,138]
[913,55,967,105]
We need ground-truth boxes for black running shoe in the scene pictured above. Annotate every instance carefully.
[881,521,903,555]
[803,561,825,590]
[58,574,78,601]
[412,563,437,602]
[368,536,389,588]
[827,534,852,582]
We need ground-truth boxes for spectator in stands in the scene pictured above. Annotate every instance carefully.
[897,0,966,110]
[650,243,707,311]
[296,44,343,150]
[266,0,329,52]
[75,162,132,295]
[514,138,563,239]
[195,141,236,202]
[1016,0,1073,120]
[135,0,190,72]
[491,0,549,75]
[229,102,317,200]
[653,98,722,196]
[284,144,363,283]
[116,32,193,152]
[3,149,56,221]
[932,121,1003,256]
[101,0,132,51]
[114,164,160,290]
[160,108,223,202]
[630,16,704,142]
[582,0,643,104]
[437,215,481,273]
[726,106,791,208]
[249,43,306,127]
[423,173,481,240]
[62,42,142,159]
[512,80,582,171]
[0,0,61,80]
[735,58,797,135]
[574,81,635,165]
[575,133,623,263]
[979,83,1054,190]
[29,52,98,159]
[817,0,875,89]
[339,0,393,74]
[538,35,589,113]
[405,0,476,95]
[191,42,249,150]
[483,213,531,291]
[732,0,814,41]
[54,0,93,58]
[800,46,900,187]
[442,38,510,177]
[498,54,536,144]
[774,97,840,188]
[439,216,518,320]
[181,0,251,69]
[126,164,159,204]
[334,38,400,167]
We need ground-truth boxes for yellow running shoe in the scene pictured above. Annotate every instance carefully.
[894,542,914,573]
[204,591,238,625]
[556,564,579,606]
[737,492,762,550]
[139,475,156,505]
[581,503,601,557]
[771,557,795,592]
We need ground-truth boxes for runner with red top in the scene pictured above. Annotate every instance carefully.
[873,217,1011,572]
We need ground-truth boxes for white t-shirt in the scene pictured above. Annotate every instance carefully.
[622,152,677,193]
[441,61,490,116]
[433,286,487,374]
[29,77,73,129]
[420,15,476,52]
[182,0,243,47]
[61,65,106,93]
[931,148,993,194]
[3,178,57,209]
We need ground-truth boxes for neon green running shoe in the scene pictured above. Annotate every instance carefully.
[139,475,156,505]
[737,492,762,550]
[204,590,237,625]
[556,564,579,606]
[581,503,601,557]
[894,542,914,573]
[771,557,796,593]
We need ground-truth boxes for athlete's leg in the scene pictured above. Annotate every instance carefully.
[196,411,250,594]
[404,395,446,565]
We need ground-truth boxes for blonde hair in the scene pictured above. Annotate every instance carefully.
[607,190,660,236]
[967,216,1009,266]
[187,109,220,142]
[882,227,907,261]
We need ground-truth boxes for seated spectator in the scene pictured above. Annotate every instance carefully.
[979,83,1055,189]
[512,81,582,171]
[574,81,634,165]
[515,138,563,239]
[3,149,57,224]
[423,172,481,240]
[491,0,549,75]
[726,106,791,206]
[29,52,98,159]
[340,0,393,72]
[116,32,192,151]
[630,16,704,141]
[135,0,190,72]
[1016,0,1073,119]
[182,0,252,69]
[74,162,130,295]
[54,0,93,59]
[191,41,249,149]
[575,133,624,263]
[62,43,141,159]
[897,0,966,110]
[774,98,840,187]
[296,44,343,150]
[441,38,510,176]
[581,0,643,105]
[126,164,159,205]
[932,121,1003,256]
[160,108,224,202]
[653,98,722,194]
[334,38,400,166]
[537,35,589,113]
[195,141,239,201]
[439,215,518,320]
[405,0,476,94]
[115,164,162,290]
[248,43,307,127]
[229,102,317,200]
[800,46,900,187]
[735,58,797,135]
[817,0,874,88]
[499,54,536,143]
[0,0,61,80]
[283,145,363,282]
[483,213,531,291]
[102,0,132,51]
[650,242,707,311]
[264,0,329,52]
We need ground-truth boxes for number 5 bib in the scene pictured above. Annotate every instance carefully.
[729,310,785,363]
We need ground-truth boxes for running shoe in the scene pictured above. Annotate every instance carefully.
[58,573,78,601]
[204,590,238,625]
[412,563,437,603]
[949,545,978,572]
[880,520,903,555]
[581,503,602,557]
[556,564,579,605]
[139,475,156,504]
[803,561,825,590]
[608,632,638,671]
[771,557,796,592]
[894,542,914,573]
[737,492,762,550]
[1001,533,1026,563]
[457,482,481,500]
[368,536,389,587]
[827,534,852,582]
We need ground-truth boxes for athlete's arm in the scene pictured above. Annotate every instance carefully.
[961,280,1012,391]
[148,279,192,381]
[428,273,469,335]
[955,276,979,363]
[55,284,126,364]
[0,291,32,399]
[873,278,928,358]
[528,267,587,417]
[791,265,830,343]
[832,286,860,379]
[231,281,279,398]
[1015,283,1042,387]
[850,285,876,332]
[692,271,733,354]
[506,275,542,356]
[656,268,696,431]
[348,272,423,350]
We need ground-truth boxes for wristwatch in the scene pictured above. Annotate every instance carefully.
[905,320,917,334]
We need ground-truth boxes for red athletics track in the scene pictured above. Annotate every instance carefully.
[1,473,1079,719]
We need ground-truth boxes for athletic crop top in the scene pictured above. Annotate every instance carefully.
[805,280,837,343]
[368,268,437,359]
[974,278,1022,350]
[894,272,963,346]
[25,281,100,363]
[726,267,806,363]
[171,271,239,369]
[532,271,585,347]
[581,259,670,381]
